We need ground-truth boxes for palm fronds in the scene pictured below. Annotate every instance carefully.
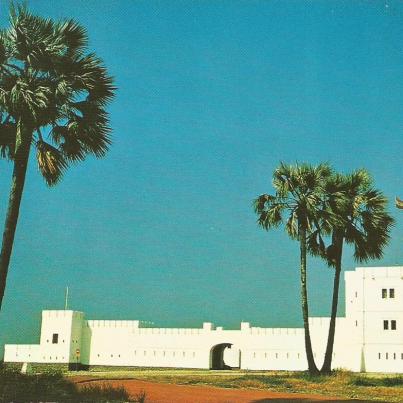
[0,5,115,185]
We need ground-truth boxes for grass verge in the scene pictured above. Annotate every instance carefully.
[68,368,403,402]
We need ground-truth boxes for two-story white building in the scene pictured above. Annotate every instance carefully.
[4,266,403,372]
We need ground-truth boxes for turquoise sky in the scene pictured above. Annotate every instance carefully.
[1,0,403,352]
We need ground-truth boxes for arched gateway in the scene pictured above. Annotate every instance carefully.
[209,343,240,370]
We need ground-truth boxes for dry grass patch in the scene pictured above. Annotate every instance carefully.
[68,368,403,402]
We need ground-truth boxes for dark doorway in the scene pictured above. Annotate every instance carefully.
[210,343,233,370]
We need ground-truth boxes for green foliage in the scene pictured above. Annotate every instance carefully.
[0,367,133,402]
[0,368,76,402]
[0,4,115,185]
[254,162,333,238]
[351,375,403,387]
[309,168,394,265]
[254,163,394,264]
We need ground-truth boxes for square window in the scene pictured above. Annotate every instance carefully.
[384,320,389,330]
[382,289,387,299]
[52,334,58,344]
[391,320,397,330]
[390,289,395,298]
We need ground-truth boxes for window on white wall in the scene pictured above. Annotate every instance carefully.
[390,289,395,298]
[382,289,387,298]
[384,320,389,330]
[52,334,58,344]
[391,320,397,330]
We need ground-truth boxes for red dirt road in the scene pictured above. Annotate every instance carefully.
[73,378,368,403]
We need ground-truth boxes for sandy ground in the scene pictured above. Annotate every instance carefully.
[73,377,369,402]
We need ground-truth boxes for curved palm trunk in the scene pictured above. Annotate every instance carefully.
[0,122,31,310]
[320,235,343,374]
[299,226,319,374]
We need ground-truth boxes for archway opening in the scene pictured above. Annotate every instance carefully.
[210,343,238,370]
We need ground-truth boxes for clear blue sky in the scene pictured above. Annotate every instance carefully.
[1,0,403,352]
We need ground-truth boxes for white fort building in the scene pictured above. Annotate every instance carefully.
[4,266,403,373]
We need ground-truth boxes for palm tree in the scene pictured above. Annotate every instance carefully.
[0,6,115,309]
[254,162,332,375]
[309,170,394,374]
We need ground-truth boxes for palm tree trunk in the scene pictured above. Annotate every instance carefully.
[321,235,343,374]
[299,226,319,374]
[0,122,31,310]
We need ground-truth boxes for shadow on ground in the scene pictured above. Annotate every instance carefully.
[251,399,383,403]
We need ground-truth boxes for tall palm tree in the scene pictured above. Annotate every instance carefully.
[254,162,332,375]
[309,170,394,374]
[0,6,115,309]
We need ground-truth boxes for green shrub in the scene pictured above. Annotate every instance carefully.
[0,367,133,402]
